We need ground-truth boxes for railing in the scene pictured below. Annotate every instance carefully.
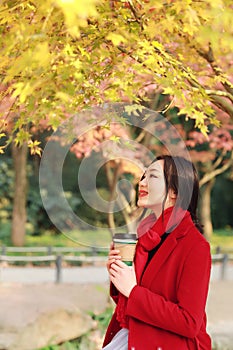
[211,254,232,280]
[0,245,108,255]
[0,246,232,283]
[0,245,108,283]
[211,246,233,280]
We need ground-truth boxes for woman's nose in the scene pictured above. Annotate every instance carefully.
[139,174,147,185]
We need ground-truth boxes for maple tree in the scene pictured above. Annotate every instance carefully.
[1,0,233,244]
[1,0,233,150]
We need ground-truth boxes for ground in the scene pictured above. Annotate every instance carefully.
[0,279,233,349]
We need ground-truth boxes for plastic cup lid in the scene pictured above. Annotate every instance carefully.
[113,232,137,242]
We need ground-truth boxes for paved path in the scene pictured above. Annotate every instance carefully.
[0,266,109,284]
[0,265,233,349]
[206,281,233,349]
[0,263,232,284]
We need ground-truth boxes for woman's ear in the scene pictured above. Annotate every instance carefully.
[165,189,177,208]
[168,189,177,200]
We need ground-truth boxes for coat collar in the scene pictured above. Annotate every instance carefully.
[140,213,193,286]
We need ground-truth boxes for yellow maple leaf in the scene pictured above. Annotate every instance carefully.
[106,33,127,46]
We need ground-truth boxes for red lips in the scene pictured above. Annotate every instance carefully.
[139,190,148,197]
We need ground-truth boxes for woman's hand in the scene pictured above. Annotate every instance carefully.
[109,259,137,298]
[106,242,122,274]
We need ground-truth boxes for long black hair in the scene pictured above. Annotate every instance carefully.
[153,155,203,234]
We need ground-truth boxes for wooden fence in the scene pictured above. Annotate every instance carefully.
[0,246,232,283]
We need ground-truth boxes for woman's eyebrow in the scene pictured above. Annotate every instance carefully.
[148,168,160,173]
[140,168,159,180]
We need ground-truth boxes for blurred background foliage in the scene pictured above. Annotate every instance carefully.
[0,124,232,250]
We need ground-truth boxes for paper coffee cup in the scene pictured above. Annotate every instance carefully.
[113,233,137,266]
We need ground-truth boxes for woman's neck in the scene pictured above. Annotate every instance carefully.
[152,205,174,219]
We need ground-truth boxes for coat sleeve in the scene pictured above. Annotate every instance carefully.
[126,240,211,338]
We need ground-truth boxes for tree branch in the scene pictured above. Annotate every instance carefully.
[127,0,144,30]
[208,94,233,118]
[135,129,147,143]
[206,89,233,103]
[118,38,233,121]
[196,44,233,95]
[212,150,225,170]
[199,151,233,187]
[117,45,202,92]
[105,162,119,235]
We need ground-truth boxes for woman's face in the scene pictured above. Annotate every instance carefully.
[137,159,174,216]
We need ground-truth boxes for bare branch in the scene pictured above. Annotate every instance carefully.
[199,151,233,187]
[212,150,225,170]
[206,89,233,103]
[135,129,147,143]
[208,95,233,118]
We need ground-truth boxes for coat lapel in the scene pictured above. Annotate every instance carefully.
[140,220,189,287]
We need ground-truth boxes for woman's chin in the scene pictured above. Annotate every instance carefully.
[137,199,147,208]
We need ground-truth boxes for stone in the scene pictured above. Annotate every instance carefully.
[0,282,109,350]
[8,308,93,350]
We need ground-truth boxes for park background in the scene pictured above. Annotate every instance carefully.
[0,0,233,349]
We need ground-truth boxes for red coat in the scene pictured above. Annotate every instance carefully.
[103,214,211,350]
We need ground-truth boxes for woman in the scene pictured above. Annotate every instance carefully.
[102,155,211,350]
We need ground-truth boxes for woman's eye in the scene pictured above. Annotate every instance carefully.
[140,173,146,181]
[150,174,157,178]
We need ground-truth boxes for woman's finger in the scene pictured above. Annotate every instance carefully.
[107,256,121,273]
[110,260,127,274]
[109,263,119,273]
[111,259,126,268]
[109,249,121,256]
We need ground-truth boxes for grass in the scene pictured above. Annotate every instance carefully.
[20,227,233,254]
[0,224,113,249]
[209,227,233,253]
[1,222,232,252]
[24,229,112,250]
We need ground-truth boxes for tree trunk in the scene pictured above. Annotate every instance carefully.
[199,178,215,241]
[105,162,121,237]
[11,142,28,246]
